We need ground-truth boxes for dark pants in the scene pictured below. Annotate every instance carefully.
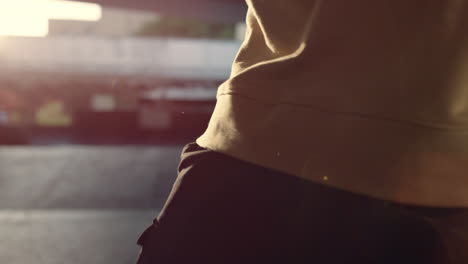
[136,143,463,263]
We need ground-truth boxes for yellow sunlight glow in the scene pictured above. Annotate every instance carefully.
[0,0,102,37]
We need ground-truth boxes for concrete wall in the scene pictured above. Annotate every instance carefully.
[0,36,241,80]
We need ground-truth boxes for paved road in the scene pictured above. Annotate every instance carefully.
[0,145,184,264]
[0,210,157,264]
[0,145,182,209]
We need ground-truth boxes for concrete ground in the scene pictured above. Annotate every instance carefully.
[0,145,183,264]
[0,210,157,264]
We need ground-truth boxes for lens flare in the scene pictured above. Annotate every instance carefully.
[0,0,102,37]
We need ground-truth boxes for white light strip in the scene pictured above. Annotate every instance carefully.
[47,0,102,21]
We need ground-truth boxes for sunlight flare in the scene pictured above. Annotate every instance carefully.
[0,0,102,37]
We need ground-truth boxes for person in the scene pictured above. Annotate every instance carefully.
[136,1,468,263]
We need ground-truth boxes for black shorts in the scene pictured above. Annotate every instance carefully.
[136,143,461,264]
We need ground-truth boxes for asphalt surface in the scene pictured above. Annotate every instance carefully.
[0,145,181,209]
[0,145,184,264]
[0,210,157,264]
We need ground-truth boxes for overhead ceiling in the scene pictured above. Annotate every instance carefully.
[68,0,247,23]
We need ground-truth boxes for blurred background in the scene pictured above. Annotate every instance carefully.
[0,0,246,263]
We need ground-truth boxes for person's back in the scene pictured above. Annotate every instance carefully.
[137,1,468,263]
[199,0,468,206]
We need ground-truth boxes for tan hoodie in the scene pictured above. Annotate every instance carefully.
[197,0,468,207]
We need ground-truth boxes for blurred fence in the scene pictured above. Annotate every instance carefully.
[0,36,241,144]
